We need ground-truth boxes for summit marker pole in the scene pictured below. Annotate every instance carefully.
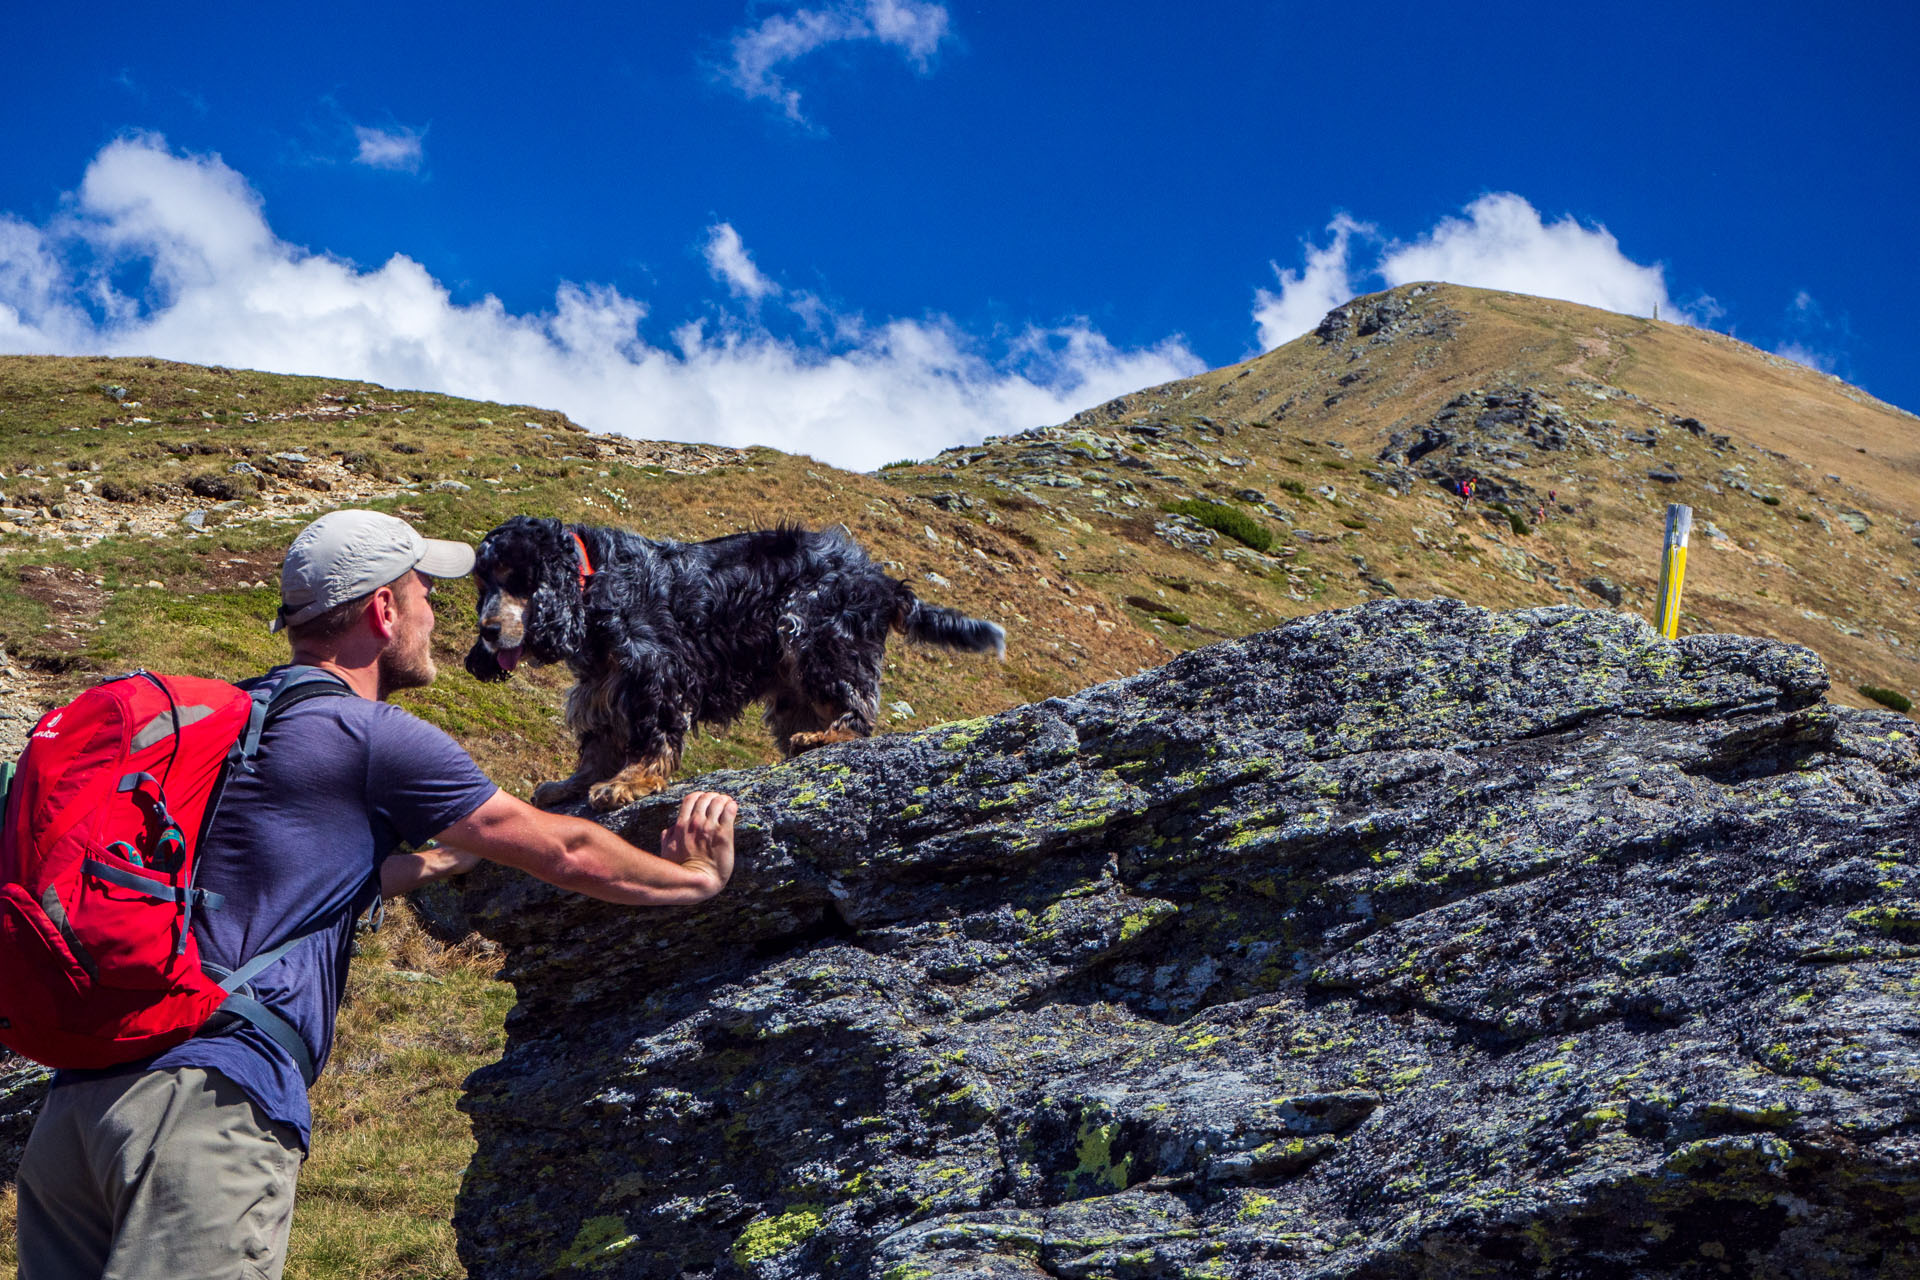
[1654,503,1692,639]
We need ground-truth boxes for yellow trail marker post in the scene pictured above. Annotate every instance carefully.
[1654,503,1692,639]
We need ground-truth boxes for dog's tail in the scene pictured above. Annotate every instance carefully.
[895,593,1007,658]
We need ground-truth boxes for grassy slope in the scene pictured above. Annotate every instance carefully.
[1,284,1917,1275]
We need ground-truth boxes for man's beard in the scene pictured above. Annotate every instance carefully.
[377,626,436,699]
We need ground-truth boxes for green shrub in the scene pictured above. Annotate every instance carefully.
[1490,502,1530,536]
[1859,684,1913,713]
[1123,595,1192,626]
[1340,518,1367,530]
[1161,499,1272,552]
[1760,494,1781,506]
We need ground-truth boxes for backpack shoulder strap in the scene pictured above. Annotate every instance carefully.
[198,664,362,1085]
[233,665,354,765]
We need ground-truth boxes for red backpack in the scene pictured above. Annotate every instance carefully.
[0,667,352,1081]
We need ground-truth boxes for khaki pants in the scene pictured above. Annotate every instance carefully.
[15,1067,301,1280]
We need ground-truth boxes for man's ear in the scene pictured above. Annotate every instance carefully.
[367,586,400,642]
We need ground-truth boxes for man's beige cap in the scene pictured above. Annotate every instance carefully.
[272,509,475,632]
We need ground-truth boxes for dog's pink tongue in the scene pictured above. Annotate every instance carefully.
[497,645,523,673]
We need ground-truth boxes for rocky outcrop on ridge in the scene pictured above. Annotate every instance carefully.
[452,598,1920,1278]
[1371,385,1741,510]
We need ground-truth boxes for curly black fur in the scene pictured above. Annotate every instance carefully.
[465,515,1006,809]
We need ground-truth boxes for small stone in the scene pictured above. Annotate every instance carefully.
[925,571,952,589]
[183,510,207,530]
[144,580,163,589]
[431,480,472,493]
[888,701,915,719]
[1582,575,1624,605]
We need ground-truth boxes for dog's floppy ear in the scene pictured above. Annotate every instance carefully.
[523,519,589,663]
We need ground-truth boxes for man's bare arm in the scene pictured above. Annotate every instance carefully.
[380,844,482,897]
[431,788,738,906]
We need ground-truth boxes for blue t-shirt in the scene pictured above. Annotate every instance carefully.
[138,669,497,1147]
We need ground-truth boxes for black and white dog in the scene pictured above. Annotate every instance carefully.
[464,516,1006,810]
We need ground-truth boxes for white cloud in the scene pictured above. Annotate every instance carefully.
[704,222,778,300]
[1252,214,1366,352]
[1774,341,1835,373]
[1254,193,1688,350]
[353,124,426,173]
[1379,194,1677,317]
[0,136,1198,472]
[723,0,951,123]
[1774,289,1848,375]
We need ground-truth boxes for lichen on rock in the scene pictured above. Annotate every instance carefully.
[453,597,1920,1277]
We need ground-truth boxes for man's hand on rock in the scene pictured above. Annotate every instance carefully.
[659,790,738,893]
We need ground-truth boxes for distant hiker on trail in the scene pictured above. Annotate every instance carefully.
[14,509,739,1280]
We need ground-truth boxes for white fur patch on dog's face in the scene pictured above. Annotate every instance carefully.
[478,589,530,650]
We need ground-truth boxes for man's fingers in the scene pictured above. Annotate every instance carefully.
[676,790,737,830]
[702,792,736,827]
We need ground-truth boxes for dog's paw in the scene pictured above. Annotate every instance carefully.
[787,726,864,754]
[531,780,581,810]
[588,774,665,811]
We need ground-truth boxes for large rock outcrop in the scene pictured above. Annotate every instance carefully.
[452,598,1920,1277]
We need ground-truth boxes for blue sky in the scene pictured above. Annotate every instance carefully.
[2,1,1914,469]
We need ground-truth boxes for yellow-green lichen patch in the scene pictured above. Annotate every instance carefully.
[552,1215,639,1270]
[1845,903,1920,939]
[1238,1192,1280,1221]
[1069,1115,1133,1195]
[731,1205,825,1268]
[938,717,993,750]
[1119,900,1179,943]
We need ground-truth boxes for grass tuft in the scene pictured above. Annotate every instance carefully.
[1160,499,1272,552]
[1858,684,1913,713]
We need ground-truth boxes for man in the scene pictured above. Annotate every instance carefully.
[15,509,739,1279]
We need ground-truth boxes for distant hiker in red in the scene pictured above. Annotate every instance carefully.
[13,509,740,1280]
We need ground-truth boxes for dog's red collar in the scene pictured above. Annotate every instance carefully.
[571,531,595,593]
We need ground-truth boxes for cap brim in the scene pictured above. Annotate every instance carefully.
[415,538,476,579]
